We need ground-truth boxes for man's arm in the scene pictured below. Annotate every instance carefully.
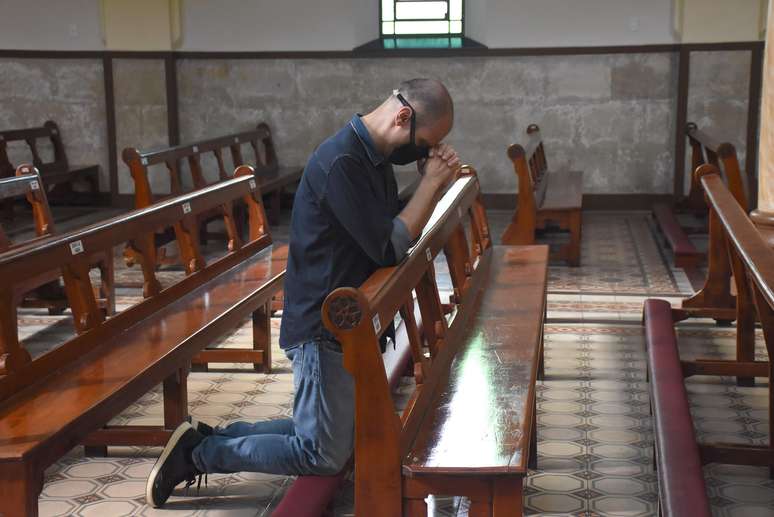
[397,144,460,240]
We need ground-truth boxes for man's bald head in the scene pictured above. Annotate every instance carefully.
[395,78,454,129]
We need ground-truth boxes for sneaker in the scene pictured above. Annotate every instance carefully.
[187,416,214,437]
[146,422,205,507]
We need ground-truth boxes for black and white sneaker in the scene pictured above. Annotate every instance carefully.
[187,416,214,437]
[146,422,205,508]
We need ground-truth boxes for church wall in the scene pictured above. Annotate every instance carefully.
[0,51,752,196]
[177,54,682,194]
[0,57,110,191]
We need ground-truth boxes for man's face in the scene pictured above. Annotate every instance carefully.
[413,113,453,149]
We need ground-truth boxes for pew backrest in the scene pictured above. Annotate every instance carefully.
[697,164,774,359]
[0,165,56,251]
[686,123,748,211]
[0,121,70,181]
[506,125,548,232]
[122,123,279,209]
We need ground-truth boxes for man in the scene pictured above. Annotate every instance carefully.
[146,78,460,507]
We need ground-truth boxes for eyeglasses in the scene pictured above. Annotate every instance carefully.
[393,89,417,145]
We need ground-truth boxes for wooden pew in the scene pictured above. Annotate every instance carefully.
[501,124,583,266]
[0,121,100,206]
[643,164,774,516]
[122,123,301,267]
[315,167,547,516]
[0,165,114,362]
[0,167,284,516]
[651,123,749,283]
[668,127,752,323]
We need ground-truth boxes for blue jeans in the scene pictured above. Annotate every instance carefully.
[191,339,354,476]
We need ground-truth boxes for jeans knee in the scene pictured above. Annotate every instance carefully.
[303,444,349,475]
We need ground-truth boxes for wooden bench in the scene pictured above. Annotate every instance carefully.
[0,121,100,207]
[317,168,547,516]
[0,167,284,516]
[0,165,114,370]
[651,123,749,282]
[643,164,774,516]
[122,123,301,267]
[502,124,583,266]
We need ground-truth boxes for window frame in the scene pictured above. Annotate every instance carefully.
[379,0,465,39]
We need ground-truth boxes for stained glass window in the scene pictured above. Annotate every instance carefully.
[381,0,464,37]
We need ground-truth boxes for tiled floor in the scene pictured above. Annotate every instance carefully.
[7,207,774,516]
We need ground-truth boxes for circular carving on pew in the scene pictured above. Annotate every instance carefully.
[328,295,363,330]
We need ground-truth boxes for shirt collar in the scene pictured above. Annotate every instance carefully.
[349,114,386,167]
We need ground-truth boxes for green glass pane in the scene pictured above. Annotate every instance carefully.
[382,21,395,35]
[394,38,451,48]
[395,20,451,34]
[450,0,462,20]
[450,37,462,48]
[396,1,448,20]
[450,20,462,34]
[381,0,394,21]
[383,38,397,49]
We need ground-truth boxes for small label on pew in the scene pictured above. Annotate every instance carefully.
[182,202,192,214]
[30,180,40,190]
[141,157,148,166]
[69,240,84,255]
[372,314,381,334]
[192,145,199,153]
[426,248,432,262]
[234,137,240,144]
[249,179,257,190]
[458,207,462,219]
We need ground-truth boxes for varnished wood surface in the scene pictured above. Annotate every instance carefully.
[0,121,99,199]
[404,245,548,475]
[502,125,583,266]
[701,172,774,311]
[0,245,281,460]
[359,176,479,334]
[321,167,546,516]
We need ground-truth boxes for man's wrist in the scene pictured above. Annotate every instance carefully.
[420,172,444,192]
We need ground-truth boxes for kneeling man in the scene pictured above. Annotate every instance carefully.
[147,78,460,507]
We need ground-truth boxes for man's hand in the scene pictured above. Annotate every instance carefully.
[429,143,461,171]
[399,143,463,240]
[422,143,461,189]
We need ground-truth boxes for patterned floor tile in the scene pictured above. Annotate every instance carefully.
[4,206,772,516]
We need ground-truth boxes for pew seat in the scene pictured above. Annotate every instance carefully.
[0,169,283,517]
[401,245,545,514]
[643,299,711,517]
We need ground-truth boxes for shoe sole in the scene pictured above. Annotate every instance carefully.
[145,422,193,507]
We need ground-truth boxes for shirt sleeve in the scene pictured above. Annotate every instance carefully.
[390,216,412,260]
[323,156,401,267]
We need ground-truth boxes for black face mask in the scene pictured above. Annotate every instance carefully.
[388,92,430,165]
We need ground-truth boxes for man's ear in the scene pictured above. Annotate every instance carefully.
[395,106,413,127]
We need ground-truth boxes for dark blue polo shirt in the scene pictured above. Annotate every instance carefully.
[279,115,410,349]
